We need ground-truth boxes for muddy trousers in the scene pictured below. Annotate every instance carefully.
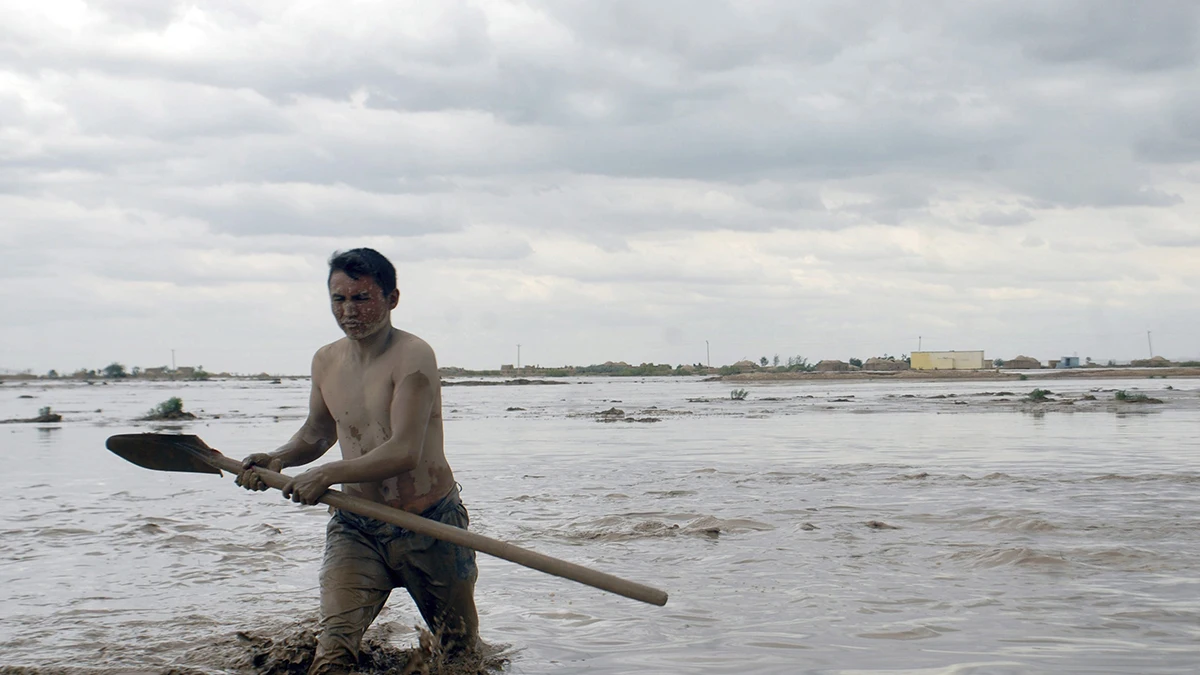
[308,487,479,675]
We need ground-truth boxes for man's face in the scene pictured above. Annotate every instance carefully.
[329,271,398,340]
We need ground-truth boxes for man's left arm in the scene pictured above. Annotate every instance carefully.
[282,345,438,505]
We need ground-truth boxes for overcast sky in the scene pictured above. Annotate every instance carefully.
[2,0,1198,374]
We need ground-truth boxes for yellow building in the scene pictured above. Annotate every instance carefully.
[910,350,987,371]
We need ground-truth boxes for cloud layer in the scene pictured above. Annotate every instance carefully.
[2,0,1198,373]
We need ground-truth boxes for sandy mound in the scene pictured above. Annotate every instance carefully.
[814,360,849,372]
[862,357,909,371]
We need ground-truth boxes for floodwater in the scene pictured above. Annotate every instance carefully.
[2,375,1198,674]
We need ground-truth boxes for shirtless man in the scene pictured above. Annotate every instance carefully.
[235,248,479,674]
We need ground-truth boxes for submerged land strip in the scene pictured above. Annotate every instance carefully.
[3,376,1195,427]
[717,366,1200,383]
[4,356,1198,385]
[438,366,1200,385]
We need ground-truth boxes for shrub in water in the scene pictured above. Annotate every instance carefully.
[148,397,186,418]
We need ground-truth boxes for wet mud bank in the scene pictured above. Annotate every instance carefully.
[494,383,1200,424]
[184,620,508,675]
[720,365,1200,381]
[0,620,508,675]
[443,379,568,387]
[0,411,62,424]
[722,366,1200,383]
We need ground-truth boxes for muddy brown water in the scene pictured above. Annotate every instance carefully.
[2,376,1198,673]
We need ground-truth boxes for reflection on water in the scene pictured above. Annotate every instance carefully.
[1,377,1198,673]
[35,426,61,444]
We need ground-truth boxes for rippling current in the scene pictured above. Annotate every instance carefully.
[2,376,1198,674]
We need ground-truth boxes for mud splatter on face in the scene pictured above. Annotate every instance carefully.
[329,271,397,340]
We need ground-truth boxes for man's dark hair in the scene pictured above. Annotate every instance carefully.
[328,248,397,296]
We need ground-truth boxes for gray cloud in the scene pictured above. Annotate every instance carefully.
[90,0,192,29]
[974,0,1200,72]
[1135,226,1200,248]
[2,1,1199,372]
[1136,89,1200,163]
[977,210,1035,227]
[157,184,467,237]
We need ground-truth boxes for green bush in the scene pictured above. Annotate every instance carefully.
[730,388,749,401]
[153,397,184,416]
[1026,388,1053,402]
[103,362,127,378]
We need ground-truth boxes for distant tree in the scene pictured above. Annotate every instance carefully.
[849,358,863,368]
[1085,357,1093,365]
[785,356,813,372]
[131,366,141,377]
[993,358,1005,367]
[47,369,58,378]
[772,354,780,367]
[103,362,128,378]
[759,356,769,367]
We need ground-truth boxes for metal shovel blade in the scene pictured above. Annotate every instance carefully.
[106,433,224,475]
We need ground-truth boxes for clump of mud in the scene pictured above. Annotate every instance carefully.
[0,406,62,424]
[179,618,508,675]
[562,514,774,542]
[141,409,197,421]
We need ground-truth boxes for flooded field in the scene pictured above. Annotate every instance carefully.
[2,376,1198,674]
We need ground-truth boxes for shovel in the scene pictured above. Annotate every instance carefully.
[106,433,668,607]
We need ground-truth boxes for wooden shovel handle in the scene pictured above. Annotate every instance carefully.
[214,453,668,607]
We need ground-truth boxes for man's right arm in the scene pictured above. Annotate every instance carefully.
[236,351,338,491]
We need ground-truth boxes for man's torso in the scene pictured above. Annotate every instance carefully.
[318,329,454,514]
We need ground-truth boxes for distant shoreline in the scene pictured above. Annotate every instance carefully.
[3,367,1198,385]
[719,367,1200,383]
